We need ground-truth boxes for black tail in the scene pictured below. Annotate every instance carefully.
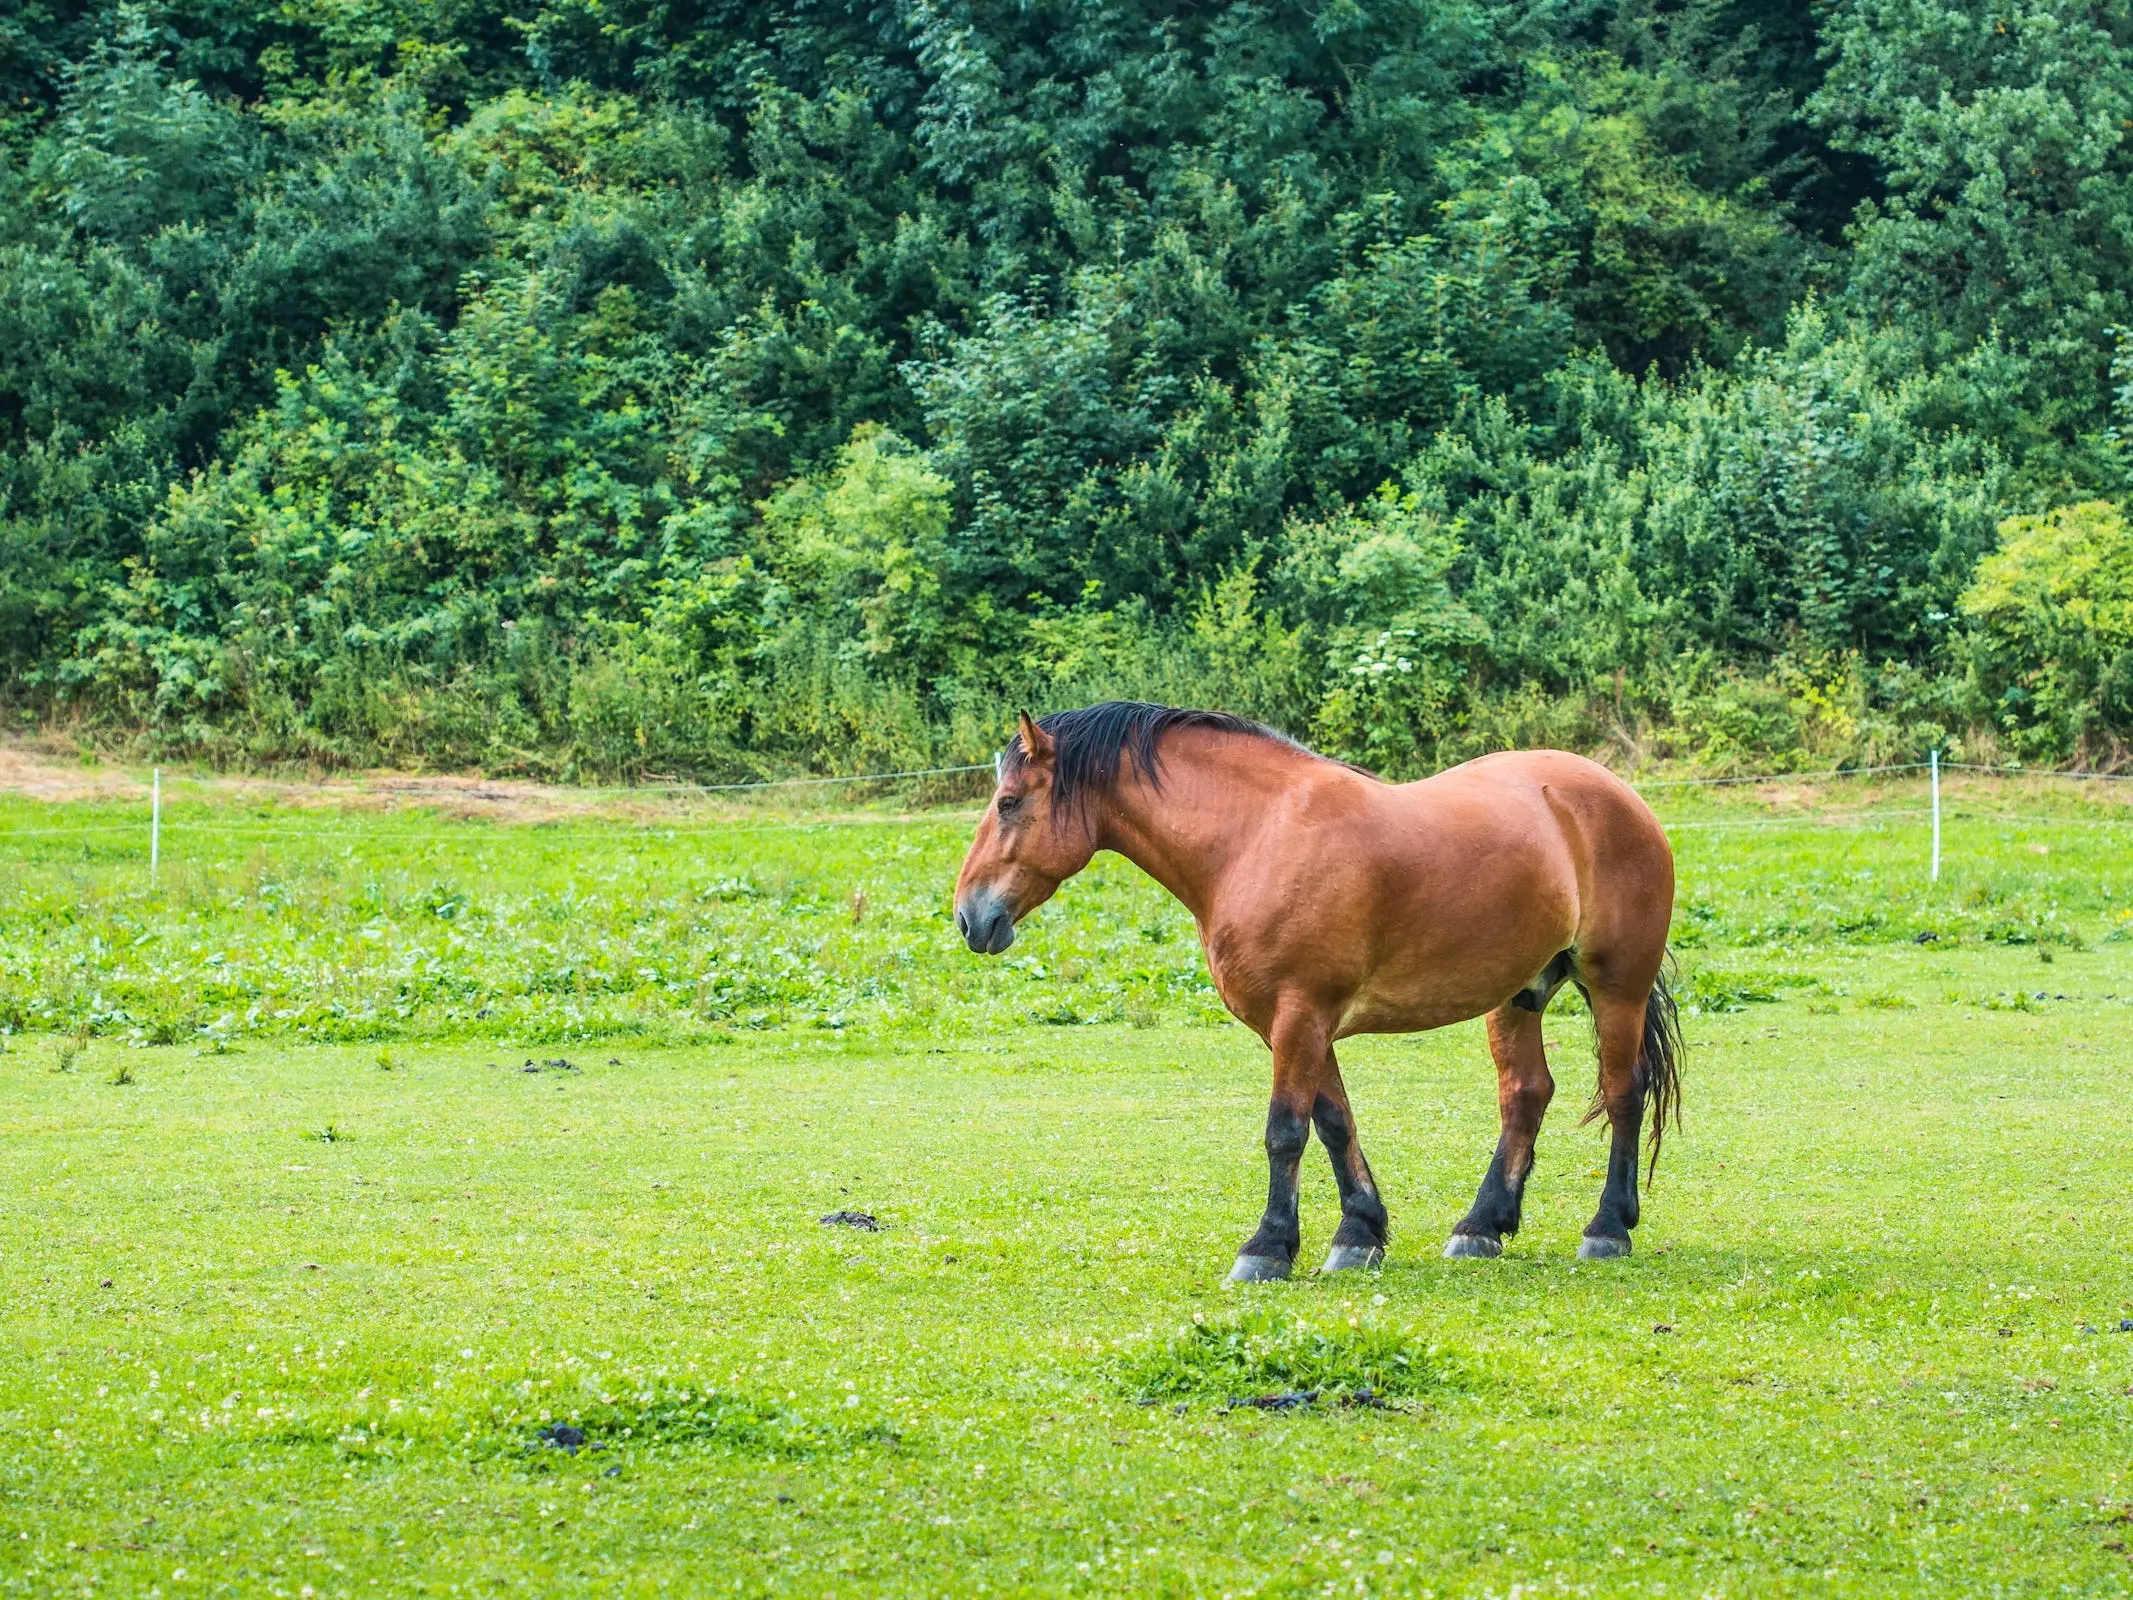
[1639,955,1684,1185]
[1576,953,1686,1185]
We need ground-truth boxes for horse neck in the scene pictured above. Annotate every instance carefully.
[1092,733,1306,921]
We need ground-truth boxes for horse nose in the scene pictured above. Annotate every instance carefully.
[956,893,1014,955]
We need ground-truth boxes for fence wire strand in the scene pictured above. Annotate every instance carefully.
[7,758,2133,850]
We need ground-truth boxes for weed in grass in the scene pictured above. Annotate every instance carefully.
[52,1034,83,1072]
[1983,990,2051,1012]
[1855,988,1916,1010]
[510,1390,895,1465]
[1114,1310,1455,1408]
[1676,966,1827,1015]
[1124,993,1161,1029]
[303,1123,348,1143]
[107,1060,134,1085]
[375,1048,396,1071]
[1676,968,1778,1012]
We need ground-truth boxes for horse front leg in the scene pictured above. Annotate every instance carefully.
[1227,1012,1327,1284]
[1314,1051,1389,1272]
[1446,1004,1555,1259]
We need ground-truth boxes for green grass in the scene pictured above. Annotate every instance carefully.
[6,773,2133,1594]
[2,772,2129,1050]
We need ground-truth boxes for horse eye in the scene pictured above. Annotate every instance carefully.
[997,794,1022,818]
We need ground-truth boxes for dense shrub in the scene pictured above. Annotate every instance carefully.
[1963,501,2133,763]
[3,3,2130,775]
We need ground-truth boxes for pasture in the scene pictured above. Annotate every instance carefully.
[4,771,2133,1596]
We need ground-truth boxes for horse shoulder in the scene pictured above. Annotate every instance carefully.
[1194,770,1377,1028]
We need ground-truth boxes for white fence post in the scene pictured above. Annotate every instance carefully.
[150,767,161,881]
[1929,748,1940,883]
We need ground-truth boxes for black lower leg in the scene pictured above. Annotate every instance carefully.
[1584,1103,1644,1245]
[1239,1100,1309,1265]
[1453,1134,1529,1244]
[1312,1093,1388,1249]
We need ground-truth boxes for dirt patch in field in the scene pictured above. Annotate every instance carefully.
[0,736,982,827]
[0,741,147,802]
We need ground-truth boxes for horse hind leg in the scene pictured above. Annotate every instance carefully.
[1577,988,1650,1259]
[1445,1003,1555,1259]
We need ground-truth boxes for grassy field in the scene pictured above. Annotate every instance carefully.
[5,768,2133,1595]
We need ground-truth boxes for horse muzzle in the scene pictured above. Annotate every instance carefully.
[954,891,1016,955]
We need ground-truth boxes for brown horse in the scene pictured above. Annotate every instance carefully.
[952,702,1681,1281]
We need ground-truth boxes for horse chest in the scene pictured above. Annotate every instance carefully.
[1198,910,1365,1020]
[1196,922,1280,1018]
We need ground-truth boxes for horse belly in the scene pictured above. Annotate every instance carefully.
[1335,866,1577,1036]
[1337,966,1523,1036]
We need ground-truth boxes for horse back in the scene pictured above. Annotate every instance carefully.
[1212,749,1671,1034]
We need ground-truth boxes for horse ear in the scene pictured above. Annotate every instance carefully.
[1016,710,1055,768]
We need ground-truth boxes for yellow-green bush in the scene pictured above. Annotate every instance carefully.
[1962,502,2133,762]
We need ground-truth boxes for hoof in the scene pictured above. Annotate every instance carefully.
[1442,1233,1502,1260]
[1226,1254,1293,1284]
[1320,1244,1385,1274]
[1576,1233,1632,1260]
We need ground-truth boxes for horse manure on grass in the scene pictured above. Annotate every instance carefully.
[820,1210,882,1231]
[1216,1387,1404,1414]
[1227,1389,1319,1412]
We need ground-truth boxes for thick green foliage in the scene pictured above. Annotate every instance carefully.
[1963,500,2133,760]
[4,1,2131,773]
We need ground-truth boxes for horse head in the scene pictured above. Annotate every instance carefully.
[952,711,1098,954]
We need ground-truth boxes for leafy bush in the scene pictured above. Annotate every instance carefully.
[3,3,2129,775]
[1962,501,2133,762]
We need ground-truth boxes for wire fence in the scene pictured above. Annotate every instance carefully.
[4,752,2123,805]
[1629,760,1933,788]
[6,754,2133,863]
[8,761,994,803]
[0,812,966,844]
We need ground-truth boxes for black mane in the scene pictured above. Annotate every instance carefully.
[1003,701,1309,814]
